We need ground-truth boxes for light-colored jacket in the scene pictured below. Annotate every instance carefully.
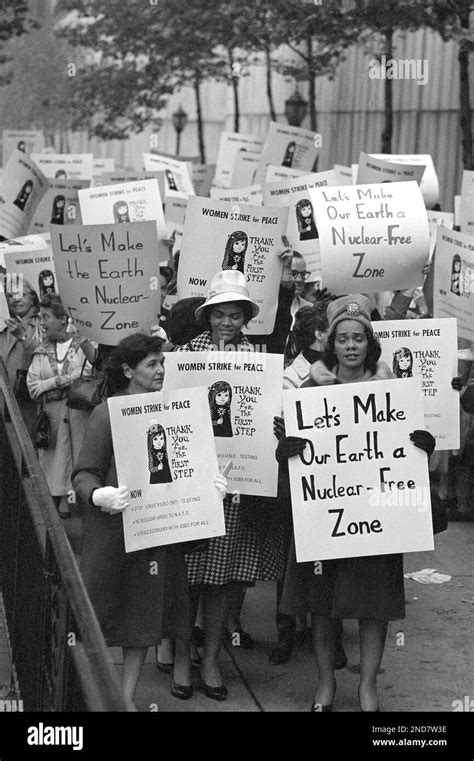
[282,352,311,390]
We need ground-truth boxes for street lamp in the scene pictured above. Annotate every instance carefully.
[172,105,188,157]
[284,87,308,127]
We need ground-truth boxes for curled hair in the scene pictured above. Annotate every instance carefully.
[167,297,206,346]
[105,334,164,394]
[323,325,381,375]
[293,304,329,354]
[40,292,67,319]
[222,231,248,272]
[208,380,232,409]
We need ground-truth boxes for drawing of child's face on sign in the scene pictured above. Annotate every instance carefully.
[215,389,230,406]
[152,432,165,450]
[301,202,312,219]
[233,239,246,254]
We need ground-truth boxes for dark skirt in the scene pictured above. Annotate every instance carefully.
[80,503,190,648]
[280,537,405,622]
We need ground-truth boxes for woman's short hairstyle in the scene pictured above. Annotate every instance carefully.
[166,297,206,346]
[40,293,67,319]
[323,325,381,375]
[105,334,165,394]
[293,304,329,353]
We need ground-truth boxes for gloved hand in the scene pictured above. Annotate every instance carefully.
[275,436,307,464]
[451,377,464,391]
[409,430,435,457]
[273,415,285,441]
[214,473,228,497]
[92,486,130,514]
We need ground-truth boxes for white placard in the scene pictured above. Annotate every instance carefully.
[143,153,194,198]
[0,150,49,240]
[4,247,56,300]
[108,387,225,553]
[373,319,459,449]
[192,164,215,198]
[214,132,263,188]
[460,170,474,238]
[265,166,307,183]
[427,210,454,261]
[370,154,439,208]
[333,165,353,185]
[255,122,321,184]
[31,153,93,181]
[30,178,88,232]
[163,352,283,497]
[311,181,429,293]
[283,378,433,562]
[357,153,425,185]
[2,130,44,166]
[231,152,260,188]
[210,185,263,205]
[433,225,474,341]
[177,196,289,335]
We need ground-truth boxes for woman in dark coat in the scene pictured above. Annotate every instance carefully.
[72,334,226,707]
[278,294,435,712]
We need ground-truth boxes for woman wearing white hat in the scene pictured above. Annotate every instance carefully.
[175,271,284,700]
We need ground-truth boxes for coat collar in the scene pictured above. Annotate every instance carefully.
[309,360,393,385]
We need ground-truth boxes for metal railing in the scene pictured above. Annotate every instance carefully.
[0,359,130,711]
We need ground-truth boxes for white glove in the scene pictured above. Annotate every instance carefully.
[92,486,130,514]
[214,473,228,498]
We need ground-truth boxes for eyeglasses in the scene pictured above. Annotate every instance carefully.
[290,271,310,282]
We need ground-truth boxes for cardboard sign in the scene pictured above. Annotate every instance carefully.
[265,166,307,183]
[143,153,194,198]
[30,153,93,181]
[263,170,339,276]
[98,170,166,200]
[78,179,167,251]
[4,246,56,301]
[165,196,188,237]
[191,164,215,198]
[214,132,263,188]
[255,122,321,184]
[163,352,283,497]
[433,225,474,341]
[283,378,433,562]
[177,196,289,335]
[92,157,115,183]
[231,152,261,188]
[29,178,87,232]
[427,210,454,261]
[460,170,474,238]
[333,165,353,185]
[373,319,459,449]
[311,181,429,294]
[370,154,439,208]
[0,150,50,240]
[108,386,225,553]
[210,185,263,205]
[0,233,50,269]
[2,130,44,166]
[51,221,161,344]
[356,153,425,185]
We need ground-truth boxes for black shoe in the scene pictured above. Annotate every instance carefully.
[154,646,174,675]
[269,641,293,665]
[171,681,193,700]
[199,680,228,701]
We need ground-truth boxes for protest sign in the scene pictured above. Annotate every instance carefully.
[373,319,459,449]
[370,154,439,208]
[255,122,321,184]
[165,196,188,237]
[4,246,56,301]
[78,179,167,258]
[356,153,425,185]
[191,164,215,198]
[265,166,307,183]
[231,152,260,188]
[29,178,87,232]
[143,153,194,198]
[210,185,263,205]
[92,157,115,183]
[177,196,289,334]
[98,170,166,200]
[0,150,49,240]
[333,165,353,185]
[214,132,263,188]
[51,221,161,344]
[164,351,283,497]
[460,170,474,238]
[0,287,8,329]
[283,378,433,562]
[311,181,429,294]
[263,170,338,276]
[427,210,454,261]
[454,195,461,228]
[433,225,474,342]
[2,130,44,166]
[30,153,93,181]
[108,386,225,553]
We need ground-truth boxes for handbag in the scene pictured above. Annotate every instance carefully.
[66,358,107,411]
[13,369,30,403]
[35,404,51,450]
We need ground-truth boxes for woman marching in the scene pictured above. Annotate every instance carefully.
[278,294,435,712]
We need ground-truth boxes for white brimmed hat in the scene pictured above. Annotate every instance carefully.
[195,270,259,320]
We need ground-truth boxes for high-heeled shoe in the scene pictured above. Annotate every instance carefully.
[198,674,228,702]
[358,686,380,712]
[171,681,193,700]
[311,683,336,712]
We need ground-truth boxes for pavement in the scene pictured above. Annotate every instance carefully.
[1,516,472,713]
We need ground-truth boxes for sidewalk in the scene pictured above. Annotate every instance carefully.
[86,521,472,713]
